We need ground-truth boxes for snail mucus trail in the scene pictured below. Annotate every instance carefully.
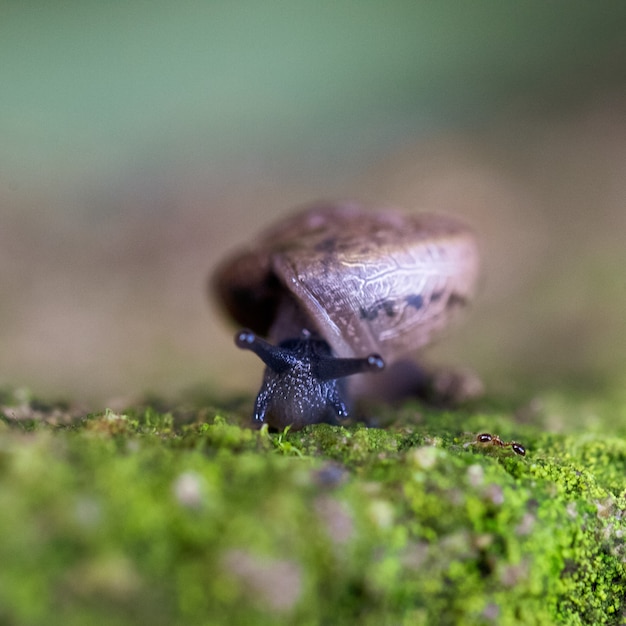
[213,201,480,431]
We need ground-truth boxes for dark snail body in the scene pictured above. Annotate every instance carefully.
[213,201,480,430]
[236,329,384,430]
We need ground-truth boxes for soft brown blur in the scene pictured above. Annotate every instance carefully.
[2,4,626,404]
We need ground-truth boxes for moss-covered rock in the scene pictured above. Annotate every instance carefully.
[1,387,625,625]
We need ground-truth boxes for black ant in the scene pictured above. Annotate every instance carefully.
[470,432,526,456]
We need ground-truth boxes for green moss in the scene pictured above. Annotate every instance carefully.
[1,390,626,625]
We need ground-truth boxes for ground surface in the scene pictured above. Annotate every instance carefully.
[2,386,626,626]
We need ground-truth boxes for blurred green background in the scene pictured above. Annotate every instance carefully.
[2,1,626,405]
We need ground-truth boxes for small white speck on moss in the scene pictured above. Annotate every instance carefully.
[407,446,438,470]
[223,550,302,613]
[314,495,355,544]
[368,499,394,529]
[515,512,536,536]
[74,496,102,528]
[483,483,504,506]
[466,463,485,487]
[172,471,204,508]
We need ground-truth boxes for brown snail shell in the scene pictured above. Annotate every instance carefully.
[212,200,480,366]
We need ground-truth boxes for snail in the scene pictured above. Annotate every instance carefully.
[212,201,480,430]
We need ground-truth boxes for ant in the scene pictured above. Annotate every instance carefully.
[469,432,526,456]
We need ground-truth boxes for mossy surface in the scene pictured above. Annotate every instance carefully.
[1,386,626,625]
